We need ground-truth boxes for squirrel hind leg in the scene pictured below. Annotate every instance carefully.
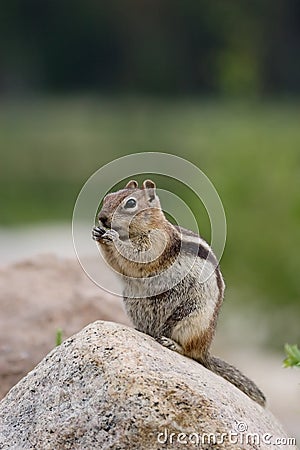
[156,336,185,355]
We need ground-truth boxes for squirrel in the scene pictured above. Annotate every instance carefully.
[92,179,266,407]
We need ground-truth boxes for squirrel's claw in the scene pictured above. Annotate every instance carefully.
[92,226,119,243]
[92,226,106,241]
[155,336,184,355]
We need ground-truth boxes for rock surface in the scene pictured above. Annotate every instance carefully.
[0,321,296,450]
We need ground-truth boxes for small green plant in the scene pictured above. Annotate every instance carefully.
[283,344,300,368]
[56,328,63,346]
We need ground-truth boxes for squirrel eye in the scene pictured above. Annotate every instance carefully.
[124,198,137,209]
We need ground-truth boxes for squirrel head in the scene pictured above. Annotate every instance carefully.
[98,179,166,239]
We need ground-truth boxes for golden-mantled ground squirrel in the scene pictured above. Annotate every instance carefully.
[92,179,266,406]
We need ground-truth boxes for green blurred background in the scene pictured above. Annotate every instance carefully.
[1,0,299,346]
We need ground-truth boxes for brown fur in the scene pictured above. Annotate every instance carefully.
[184,334,210,359]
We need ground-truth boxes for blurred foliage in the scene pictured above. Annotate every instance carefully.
[283,344,300,368]
[1,98,300,328]
[0,0,299,96]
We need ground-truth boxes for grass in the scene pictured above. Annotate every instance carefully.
[283,344,300,368]
[56,328,63,347]
[1,96,300,345]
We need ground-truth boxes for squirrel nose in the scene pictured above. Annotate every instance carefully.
[98,212,110,228]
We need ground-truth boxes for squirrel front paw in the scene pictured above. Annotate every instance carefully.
[92,226,119,243]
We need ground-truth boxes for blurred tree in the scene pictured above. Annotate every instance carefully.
[0,0,299,96]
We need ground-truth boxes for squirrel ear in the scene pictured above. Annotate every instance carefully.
[125,180,138,189]
[142,179,156,190]
[142,179,156,201]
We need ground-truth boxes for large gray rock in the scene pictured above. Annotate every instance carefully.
[0,321,296,450]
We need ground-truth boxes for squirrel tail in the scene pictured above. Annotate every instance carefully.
[205,355,266,407]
